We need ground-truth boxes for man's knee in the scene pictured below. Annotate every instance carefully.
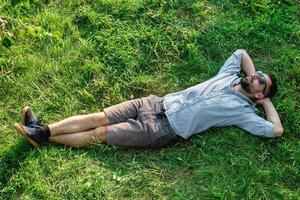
[89,112,110,126]
[93,126,107,142]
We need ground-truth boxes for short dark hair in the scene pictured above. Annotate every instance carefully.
[267,74,278,98]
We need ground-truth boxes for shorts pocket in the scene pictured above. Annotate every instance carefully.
[147,122,178,149]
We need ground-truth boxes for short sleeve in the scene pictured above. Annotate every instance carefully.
[218,49,244,75]
[234,113,275,138]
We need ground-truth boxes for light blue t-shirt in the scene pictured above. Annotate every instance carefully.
[163,49,275,139]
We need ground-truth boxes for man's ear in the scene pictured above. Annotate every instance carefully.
[255,92,264,99]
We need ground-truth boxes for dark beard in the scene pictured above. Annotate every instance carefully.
[240,78,251,93]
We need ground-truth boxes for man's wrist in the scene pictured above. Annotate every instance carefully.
[262,98,272,106]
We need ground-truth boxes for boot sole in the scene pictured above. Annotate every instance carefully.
[14,123,39,147]
[21,106,30,125]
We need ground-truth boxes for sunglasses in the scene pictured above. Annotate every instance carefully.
[256,71,267,95]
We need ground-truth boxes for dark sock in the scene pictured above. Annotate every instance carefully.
[40,125,51,139]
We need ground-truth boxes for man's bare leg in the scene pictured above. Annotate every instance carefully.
[15,109,110,147]
[48,112,110,136]
[49,126,107,148]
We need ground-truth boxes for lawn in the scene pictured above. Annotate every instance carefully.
[0,0,299,199]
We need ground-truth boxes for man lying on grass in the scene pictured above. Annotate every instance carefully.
[14,49,283,148]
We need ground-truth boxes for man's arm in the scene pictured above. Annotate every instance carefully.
[256,98,284,137]
[219,49,258,75]
[240,49,256,76]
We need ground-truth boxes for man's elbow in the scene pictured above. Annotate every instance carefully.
[274,127,284,137]
[239,49,247,54]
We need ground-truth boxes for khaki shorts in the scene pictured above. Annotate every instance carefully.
[103,95,180,148]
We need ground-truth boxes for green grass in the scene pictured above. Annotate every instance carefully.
[0,0,299,199]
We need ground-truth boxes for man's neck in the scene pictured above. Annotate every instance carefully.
[233,84,252,99]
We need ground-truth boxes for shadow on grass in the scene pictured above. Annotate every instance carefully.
[0,139,33,186]
[1,132,297,199]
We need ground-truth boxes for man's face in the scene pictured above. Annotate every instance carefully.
[240,72,271,98]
